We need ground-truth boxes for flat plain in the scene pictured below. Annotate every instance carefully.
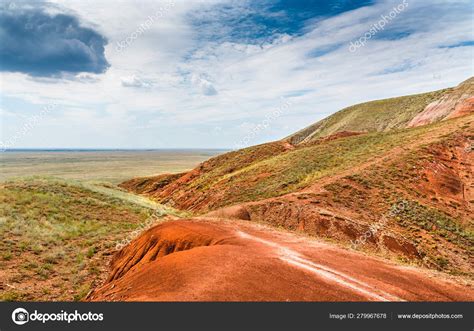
[0,150,224,183]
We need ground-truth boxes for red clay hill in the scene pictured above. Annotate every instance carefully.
[89,78,474,301]
[89,219,474,301]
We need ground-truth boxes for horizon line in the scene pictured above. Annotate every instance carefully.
[1,147,232,151]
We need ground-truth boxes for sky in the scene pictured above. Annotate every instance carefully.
[0,0,473,149]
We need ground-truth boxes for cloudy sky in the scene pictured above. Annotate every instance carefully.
[0,0,472,149]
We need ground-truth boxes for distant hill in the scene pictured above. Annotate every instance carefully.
[287,77,473,145]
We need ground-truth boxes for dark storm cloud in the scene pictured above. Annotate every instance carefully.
[0,3,109,77]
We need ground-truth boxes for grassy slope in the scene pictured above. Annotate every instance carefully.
[287,88,450,144]
[150,115,472,212]
[0,177,180,301]
[319,129,473,274]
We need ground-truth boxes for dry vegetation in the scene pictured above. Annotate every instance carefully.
[0,177,182,301]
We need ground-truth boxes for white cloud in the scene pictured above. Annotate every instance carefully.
[190,74,218,96]
[121,75,152,88]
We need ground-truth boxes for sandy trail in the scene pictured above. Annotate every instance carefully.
[237,230,403,302]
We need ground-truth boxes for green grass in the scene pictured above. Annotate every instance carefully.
[0,176,183,301]
[1,291,25,301]
[287,88,450,144]
[393,200,473,245]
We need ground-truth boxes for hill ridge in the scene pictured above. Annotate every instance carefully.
[286,77,473,145]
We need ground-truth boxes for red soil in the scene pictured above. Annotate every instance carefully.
[448,96,474,119]
[88,219,474,302]
[408,78,474,127]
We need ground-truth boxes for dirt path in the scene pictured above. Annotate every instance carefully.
[236,230,403,301]
[88,219,474,302]
[237,230,403,301]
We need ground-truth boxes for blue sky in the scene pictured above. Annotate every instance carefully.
[0,0,473,149]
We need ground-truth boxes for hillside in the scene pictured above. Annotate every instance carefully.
[0,177,180,301]
[119,79,473,278]
[287,77,473,145]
